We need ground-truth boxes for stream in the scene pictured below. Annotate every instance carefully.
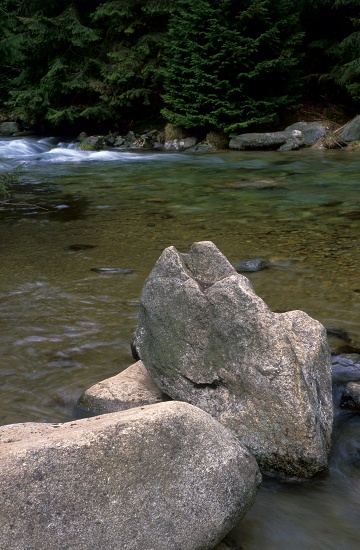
[0,136,359,548]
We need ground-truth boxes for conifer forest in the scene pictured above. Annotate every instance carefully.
[0,0,359,134]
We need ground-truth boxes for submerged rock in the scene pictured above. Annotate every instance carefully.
[340,381,360,410]
[133,241,333,477]
[90,267,134,274]
[233,258,271,273]
[331,353,360,383]
[77,360,169,414]
[0,401,261,550]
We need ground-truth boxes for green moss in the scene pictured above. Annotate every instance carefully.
[164,123,189,141]
[77,142,96,151]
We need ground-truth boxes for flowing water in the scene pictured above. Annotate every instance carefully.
[0,136,359,548]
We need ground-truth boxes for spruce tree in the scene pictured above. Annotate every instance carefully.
[301,0,360,109]
[162,0,303,133]
[92,0,174,126]
[0,1,22,108]
[5,1,102,130]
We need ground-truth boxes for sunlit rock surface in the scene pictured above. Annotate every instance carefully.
[0,401,260,550]
[134,241,333,477]
[77,360,169,414]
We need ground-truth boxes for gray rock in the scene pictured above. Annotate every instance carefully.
[79,135,106,149]
[77,360,169,414]
[77,131,88,142]
[164,137,198,151]
[233,258,271,273]
[229,130,303,151]
[0,401,261,550]
[126,130,136,142]
[340,381,360,410]
[133,241,333,477]
[285,122,328,146]
[0,121,20,135]
[114,136,125,147]
[338,115,360,142]
[90,267,134,274]
[332,353,360,383]
[186,142,217,153]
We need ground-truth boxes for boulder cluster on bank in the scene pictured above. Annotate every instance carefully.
[0,241,338,549]
[2,116,360,151]
[74,117,360,152]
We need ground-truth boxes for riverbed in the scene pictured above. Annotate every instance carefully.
[0,136,359,548]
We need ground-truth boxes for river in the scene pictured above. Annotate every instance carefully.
[0,136,359,548]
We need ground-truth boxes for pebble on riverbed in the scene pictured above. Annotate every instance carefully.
[90,267,134,274]
[233,258,271,272]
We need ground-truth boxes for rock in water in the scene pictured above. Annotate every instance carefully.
[77,360,169,414]
[0,401,260,550]
[233,258,271,272]
[133,241,333,478]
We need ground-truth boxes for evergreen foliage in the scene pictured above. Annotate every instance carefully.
[0,1,23,107]
[5,1,102,129]
[161,0,304,133]
[0,0,358,133]
[302,0,360,108]
[91,0,174,126]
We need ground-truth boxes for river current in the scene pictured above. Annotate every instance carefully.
[0,136,359,548]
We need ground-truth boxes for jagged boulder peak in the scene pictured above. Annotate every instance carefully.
[134,241,333,478]
[0,402,260,550]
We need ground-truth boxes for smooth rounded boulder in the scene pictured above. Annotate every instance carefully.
[77,360,169,414]
[0,401,260,550]
[133,241,333,478]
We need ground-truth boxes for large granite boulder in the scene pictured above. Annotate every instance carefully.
[0,401,260,550]
[77,360,169,414]
[338,115,360,142]
[229,130,303,151]
[133,241,333,477]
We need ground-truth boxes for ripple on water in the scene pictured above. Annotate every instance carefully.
[0,140,359,548]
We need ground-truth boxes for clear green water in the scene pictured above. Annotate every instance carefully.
[0,138,359,548]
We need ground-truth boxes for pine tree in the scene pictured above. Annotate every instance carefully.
[162,0,304,133]
[0,1,23,108]
[5,1,102,130]
[301,0,360,108]
[92,0,174,126]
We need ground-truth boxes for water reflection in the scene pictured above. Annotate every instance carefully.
[231,408,360,550]
[0,139,359,422]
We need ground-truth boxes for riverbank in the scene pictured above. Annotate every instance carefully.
[2,115,360,153]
